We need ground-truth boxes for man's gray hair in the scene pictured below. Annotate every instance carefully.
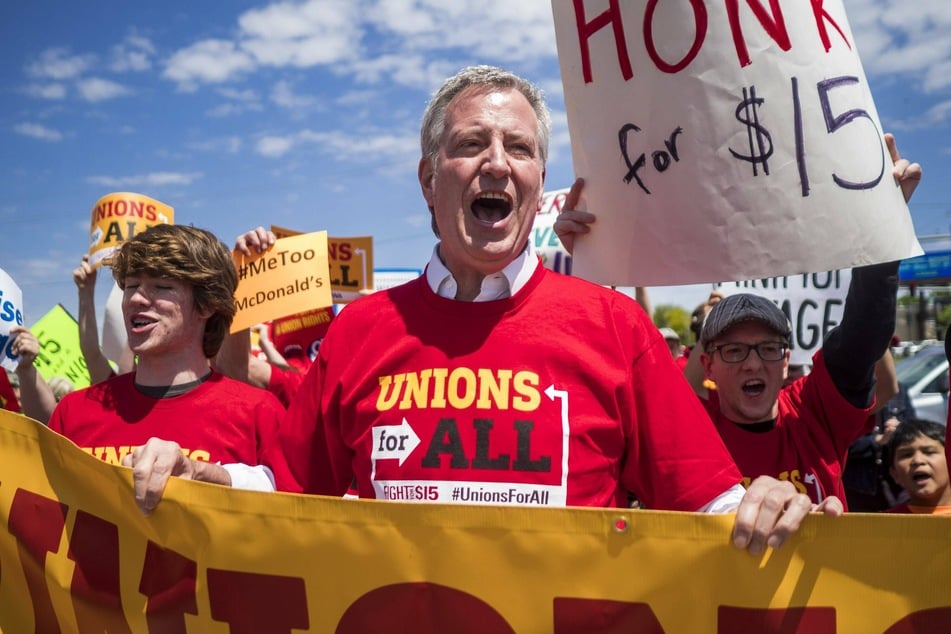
[420,65,551,166]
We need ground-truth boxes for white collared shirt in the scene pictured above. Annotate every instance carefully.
[425,241,539,301]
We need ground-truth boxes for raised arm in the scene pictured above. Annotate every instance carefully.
[252,323,292,371]
[214,227,278,389]
[73,255,116,384]
[10,326,58,423]
[823,134,920,407]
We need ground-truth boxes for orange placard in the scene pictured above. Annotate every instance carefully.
[271,225,374,303]
[88,192,174,268]
[231,231,333,332]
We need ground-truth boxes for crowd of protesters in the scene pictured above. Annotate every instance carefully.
[3,67,948,554]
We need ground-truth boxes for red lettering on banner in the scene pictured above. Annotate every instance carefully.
[337,583,516,633]
[139,541,198,633]
[553,597,664,632]
[726,0,791,68]
[69,511,131,632]
[8,488,68,633]
[719,606,836,632]
[206,569,309,633]
[644,0,708,74]
[573,0,633,83]
[4,487,949,630]
[884,608,951,632]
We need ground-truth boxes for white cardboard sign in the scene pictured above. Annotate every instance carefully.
[533,188,574,275]
[553,0,921,286]
[716,269,851,366]
[0,268,24,372]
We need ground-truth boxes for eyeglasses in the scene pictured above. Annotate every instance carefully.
[708,341,788,364]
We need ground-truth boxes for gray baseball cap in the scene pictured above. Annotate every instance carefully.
[699,293,791,348]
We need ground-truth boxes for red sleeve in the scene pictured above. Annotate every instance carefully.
[267,366,306,409]
[619,310,741,512]
[280,354,351,496]
[250,392,302,493]
[0,372,20,412]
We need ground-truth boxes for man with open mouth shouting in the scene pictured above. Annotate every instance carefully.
[694,134,921,512]
[280,65,839,556]
[48,224,296,514]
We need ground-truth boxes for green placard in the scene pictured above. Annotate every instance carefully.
[30,304,91,390]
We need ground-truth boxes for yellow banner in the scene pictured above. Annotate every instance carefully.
[231,231,333,333]
[88,192,174,268]
[0,409,948,632]
[271,225,374,302]
[29,304,90,390]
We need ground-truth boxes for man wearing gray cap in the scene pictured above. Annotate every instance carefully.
[698,271,899,509]
[689,133,921,511]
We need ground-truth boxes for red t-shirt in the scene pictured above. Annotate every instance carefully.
[0,371,19,412]
[282,266,741,511]
[702,352,871,507]
[49,371,297,491]
[267,365,307,408]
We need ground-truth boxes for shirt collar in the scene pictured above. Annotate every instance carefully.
[425,241,539,301]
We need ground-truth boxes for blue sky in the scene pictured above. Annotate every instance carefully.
[2,0,950,326]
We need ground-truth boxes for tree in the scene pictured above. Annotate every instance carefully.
[653,304,690,342]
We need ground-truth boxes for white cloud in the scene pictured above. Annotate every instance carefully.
[86,172,203,187]
[887,99,951,131]
[335,89,379,106]
[163,39,257,90]
[14,123,63,142]
[26,48,95,80]
[111,34,156,72]
[347,54,455,90]
[271,80,317,109]
[208,87,263,116]
[363,0,556,61]
[923,60,951,94]
[256,128,418,161]
[238,0,363,67]
[76,77,132,102]
[20,257,65,280]
[404,213,430,229]
[187,136,244,154]
[257,136,295,157]
[23,83,67,100]
[207,103,242,117]
[846,0,951,94]
[218,87,260,103]
[298,129,417,160]
[161,0,363,90]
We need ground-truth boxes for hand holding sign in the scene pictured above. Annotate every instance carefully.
[550,178,591,257]
[231,231,333,333]
[552,0,922,286]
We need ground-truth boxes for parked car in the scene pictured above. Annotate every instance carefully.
[894,344,949,426]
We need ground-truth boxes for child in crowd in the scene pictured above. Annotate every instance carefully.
[886,419,951,515]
